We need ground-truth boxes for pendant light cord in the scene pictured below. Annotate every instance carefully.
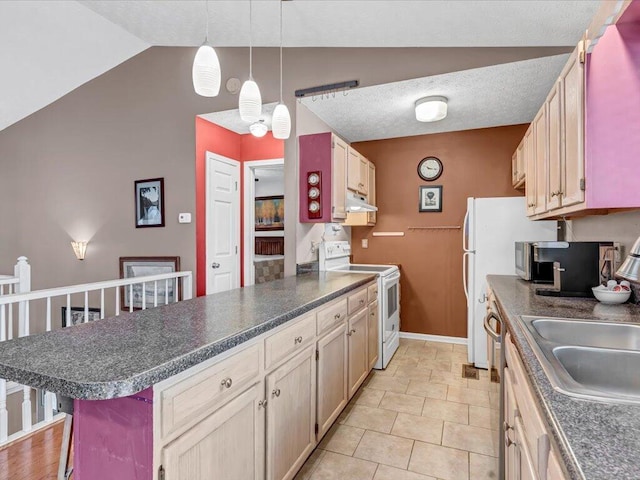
[205,0,209,44]
[279,0,283,102]
[249,0,253,80]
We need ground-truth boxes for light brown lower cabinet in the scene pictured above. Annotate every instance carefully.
[316,323,348,439]
[348,308,369,399]
[161,381,265,480]
[504,334,567,480]
[266,346,317,480]
[155,282,378,480]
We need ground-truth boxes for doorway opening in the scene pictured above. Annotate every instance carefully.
[244,161,285,286]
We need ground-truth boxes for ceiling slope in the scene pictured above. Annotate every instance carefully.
[0,1,148,132]
[79,0,600,48]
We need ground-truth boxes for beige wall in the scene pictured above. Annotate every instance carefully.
[571,210,640,256]
[0,45,570,305]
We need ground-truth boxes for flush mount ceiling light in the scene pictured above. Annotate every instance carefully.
[192,1,221,97]
[415,96,448,122]
[250,119,268,138]
[239,0,262,123]
[271,0,291,140]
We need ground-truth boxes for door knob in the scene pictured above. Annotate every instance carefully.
[212,262,221,269]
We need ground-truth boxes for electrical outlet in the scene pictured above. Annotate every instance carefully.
[614,242,622,263]
[362,239,368,248]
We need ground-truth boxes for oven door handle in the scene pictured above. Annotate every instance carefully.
[483,311,501,342]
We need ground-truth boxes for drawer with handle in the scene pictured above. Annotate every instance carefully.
[347,288,368,316]
[159,342,261,441]
[317,298,348,336]
[367,283,378,304]
[265,313,316,369]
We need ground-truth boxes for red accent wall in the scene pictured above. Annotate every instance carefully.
[195,118,284,296]
[241,132,284,161]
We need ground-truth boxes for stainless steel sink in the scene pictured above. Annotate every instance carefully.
[553,346,640,400]
[531,318,640,350]
[520,316,640,404]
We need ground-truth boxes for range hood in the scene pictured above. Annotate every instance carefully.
[346,191,377,212]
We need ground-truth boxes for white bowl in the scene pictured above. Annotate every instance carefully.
[592,285,631,304]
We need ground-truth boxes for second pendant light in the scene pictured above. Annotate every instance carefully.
[239,0,262,123]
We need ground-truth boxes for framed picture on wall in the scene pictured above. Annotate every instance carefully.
[119,256,181,310]
[419,185,443,212]
[135,178,165,228]
[255,195,285,231]
[61,307,101,327]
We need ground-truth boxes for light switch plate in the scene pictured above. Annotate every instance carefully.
[178,213,192,224]
[362,239,368,248]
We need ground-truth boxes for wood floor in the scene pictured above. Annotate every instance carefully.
[0,420,68,480]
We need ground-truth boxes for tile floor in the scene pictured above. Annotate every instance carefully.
[295,339,500,480]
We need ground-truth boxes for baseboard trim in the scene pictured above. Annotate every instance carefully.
[399,332,467,345]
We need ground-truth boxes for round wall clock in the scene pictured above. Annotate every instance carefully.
[418,156,443,181]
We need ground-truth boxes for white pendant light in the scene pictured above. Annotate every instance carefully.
[192,1,221,97]
[415,96,448,122]
[239,0,262,123]
[271,0,291,139]
[250,120,268,138]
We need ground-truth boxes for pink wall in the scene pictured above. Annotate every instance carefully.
[73,388,153,479]
[585,22,640,207]
[195,118,284,296]
[298,133,333,223]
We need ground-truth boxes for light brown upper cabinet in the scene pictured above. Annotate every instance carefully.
[347,147,368,195]
[523,126,536,217]
[512,141,525,189]
[533,105,548,216]
[558,47,585,209]
[367,162,376,225]
[518,42,587,219]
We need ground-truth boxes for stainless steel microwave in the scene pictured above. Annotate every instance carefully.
[515,241,554,283]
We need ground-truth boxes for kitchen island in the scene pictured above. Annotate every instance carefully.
[0,272,377,480]
[488,275,640,480]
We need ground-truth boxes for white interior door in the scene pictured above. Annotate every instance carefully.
[206,152,240,295]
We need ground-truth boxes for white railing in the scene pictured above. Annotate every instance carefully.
[0,257,192,446]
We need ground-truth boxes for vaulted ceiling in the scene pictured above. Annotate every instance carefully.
[1,1,601,137]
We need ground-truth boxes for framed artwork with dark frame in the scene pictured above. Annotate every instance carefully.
[119,256,181,310]
[419,185,443,212]
[135,178,165,228]
[255,195,285,231]
[61,307,101,327]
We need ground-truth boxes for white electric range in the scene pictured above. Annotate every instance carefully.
[319,241,400,369]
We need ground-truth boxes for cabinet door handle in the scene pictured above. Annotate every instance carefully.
[504,430,515,448]
[370,312,375,317]
[258,399,268,409]
[359,299,365,304]
[294,336,303,344]
[272,388,281,398]
[334,313,342,320]
[211,262,221,269]
[220,377,233,389]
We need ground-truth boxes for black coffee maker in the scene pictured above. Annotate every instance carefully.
[533,241,615,297]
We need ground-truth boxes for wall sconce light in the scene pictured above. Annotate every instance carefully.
[71,241,88,261]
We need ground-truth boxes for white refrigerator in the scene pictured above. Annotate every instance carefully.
[463,197,557,368]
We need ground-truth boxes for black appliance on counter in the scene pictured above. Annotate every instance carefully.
[530,241,615,297]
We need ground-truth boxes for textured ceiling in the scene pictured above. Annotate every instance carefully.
[200,103,279,134]
[301,55,570,142]
[79,0,600,47]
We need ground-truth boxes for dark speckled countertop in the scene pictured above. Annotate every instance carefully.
[488,275,640,480]
[0,272,375,401]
